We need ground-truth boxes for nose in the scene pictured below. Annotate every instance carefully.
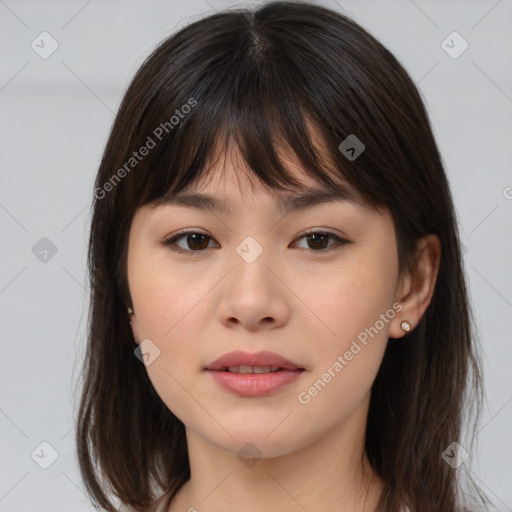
[215,238,291,331]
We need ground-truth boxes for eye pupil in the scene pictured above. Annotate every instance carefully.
[307,233,328,250]
[187,233,209,250]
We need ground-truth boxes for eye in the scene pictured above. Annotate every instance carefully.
[161,229,350,254]
[161,230,218,253]
[294,228,350,252]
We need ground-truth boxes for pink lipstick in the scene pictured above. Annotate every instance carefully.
[204,350,305,397]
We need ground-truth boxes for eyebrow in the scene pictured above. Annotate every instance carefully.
[160,189,356,216]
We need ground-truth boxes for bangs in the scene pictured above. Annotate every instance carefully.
[133,84,367,210]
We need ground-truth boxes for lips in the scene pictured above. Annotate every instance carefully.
[204,350,305,397]
[204,350,305,373]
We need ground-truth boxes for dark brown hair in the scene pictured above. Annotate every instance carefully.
[76,2,491,511]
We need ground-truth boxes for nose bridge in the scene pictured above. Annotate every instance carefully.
[219,192,287,284]
[214,229,290,328]
[228,232,280,293]
[226,199,281,264]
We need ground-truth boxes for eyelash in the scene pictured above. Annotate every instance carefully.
[160,228,351,255]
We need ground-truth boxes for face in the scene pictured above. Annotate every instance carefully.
[126,144,404,458]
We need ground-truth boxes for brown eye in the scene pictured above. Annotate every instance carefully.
[294,230,349,252]
[161,229,350,254]
[162,231,216,252]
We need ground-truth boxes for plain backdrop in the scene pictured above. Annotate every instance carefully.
[0,0,511,510]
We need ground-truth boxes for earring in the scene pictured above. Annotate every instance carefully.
[401,320,411,332]
[127,307,133,315]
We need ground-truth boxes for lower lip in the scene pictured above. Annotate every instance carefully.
[205,369,304,397]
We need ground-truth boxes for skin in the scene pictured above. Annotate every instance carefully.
[127,140,441,512]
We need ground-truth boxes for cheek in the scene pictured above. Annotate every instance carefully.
[301,251,398,396]
[292,257,397,423]
[300,250,398,356]
[130,261,213,420]
[130,255,212,343]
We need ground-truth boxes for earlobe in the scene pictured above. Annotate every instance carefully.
[390,234,441,339]
[389,315,414,339]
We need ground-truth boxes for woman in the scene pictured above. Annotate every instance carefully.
[76,2,490,511]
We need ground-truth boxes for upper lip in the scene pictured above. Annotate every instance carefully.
[205,350,305,371]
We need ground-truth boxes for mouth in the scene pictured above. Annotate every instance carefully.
[204,350,305,373]
[213,365,305,374]
[204,351,306,397]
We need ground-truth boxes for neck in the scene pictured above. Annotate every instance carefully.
[169,395,383,512]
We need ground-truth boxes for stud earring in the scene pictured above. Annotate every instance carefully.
[401,320,411,332]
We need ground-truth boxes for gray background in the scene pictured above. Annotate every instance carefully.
[1,0,511,510]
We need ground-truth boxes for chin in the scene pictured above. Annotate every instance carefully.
[201,421,309,460]
[220,435,301,461]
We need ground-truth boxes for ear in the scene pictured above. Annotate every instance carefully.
[128,307,142,345]
[389,234,441,339]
